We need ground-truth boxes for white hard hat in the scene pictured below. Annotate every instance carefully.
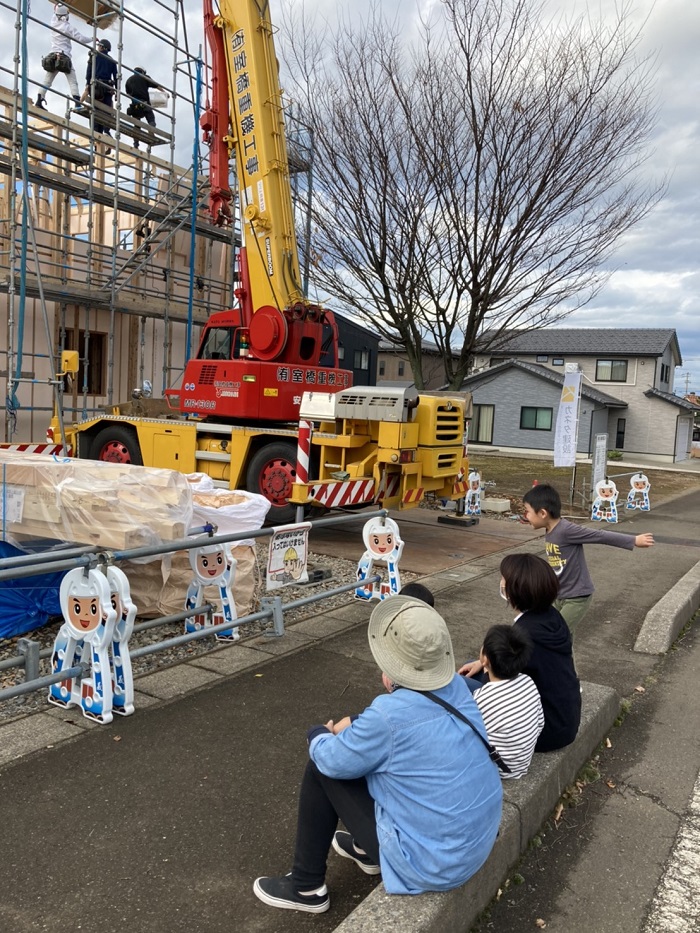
[55,4,70,16]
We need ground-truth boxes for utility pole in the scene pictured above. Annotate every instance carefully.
[683,372,692,395]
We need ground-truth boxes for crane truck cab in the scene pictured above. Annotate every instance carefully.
[166,304,351,423]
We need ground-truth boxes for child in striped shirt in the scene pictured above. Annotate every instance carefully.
[473,625,544,780]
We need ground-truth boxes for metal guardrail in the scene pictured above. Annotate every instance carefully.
[0,509,386,704]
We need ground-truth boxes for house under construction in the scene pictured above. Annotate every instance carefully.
[0,0,237,444]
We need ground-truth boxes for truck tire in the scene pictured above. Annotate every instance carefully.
[246,441,298,524]
[89,426,144,466]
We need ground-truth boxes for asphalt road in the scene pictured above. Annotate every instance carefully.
[0,485,697,933]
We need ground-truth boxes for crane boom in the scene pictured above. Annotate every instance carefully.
[202,0,305,319]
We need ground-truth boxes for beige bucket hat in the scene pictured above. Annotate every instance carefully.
[368,594,455,691]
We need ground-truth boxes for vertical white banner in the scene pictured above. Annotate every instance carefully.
[553,372,582,467]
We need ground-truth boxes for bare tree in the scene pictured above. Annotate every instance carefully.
[281,0,662,389]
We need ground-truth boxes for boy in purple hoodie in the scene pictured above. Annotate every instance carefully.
[522,484,654,637]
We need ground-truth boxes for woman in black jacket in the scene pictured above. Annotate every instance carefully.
[460,554,580,751]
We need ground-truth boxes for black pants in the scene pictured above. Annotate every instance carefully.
[94,94,113,136]
[291,759,380,890]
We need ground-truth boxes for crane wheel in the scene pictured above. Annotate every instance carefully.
[89,426,144,466]
[245,441,298,524]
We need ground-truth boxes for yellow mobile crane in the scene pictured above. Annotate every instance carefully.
[49,0,471,522]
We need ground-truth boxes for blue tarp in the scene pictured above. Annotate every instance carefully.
[0,542,64,639]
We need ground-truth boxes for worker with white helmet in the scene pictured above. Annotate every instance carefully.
[36,3,92,111]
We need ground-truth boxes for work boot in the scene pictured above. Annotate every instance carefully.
[72,95,87,114]
[35,94,46,110]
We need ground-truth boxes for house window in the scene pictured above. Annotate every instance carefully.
[354,349,369,370]
[398,361,405,377]
[596,359,628,382]
[337,346,345,361]
[536,355,548,362]
[468,405,495,444]
[660,363,670,384]
[616,418,626,449]
[65,329,107,396]
[520,406,553,431]
[118,228,134,251]
[379,360,386,376]
[552,358,564,366]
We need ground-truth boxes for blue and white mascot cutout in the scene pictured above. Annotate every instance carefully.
[626,472,651,511]
[355,516,404,601]
[48,567,117,724]
[185,542,239,641]
[106,565,136,716]
[591,478,619,524]
[465,470,482,516]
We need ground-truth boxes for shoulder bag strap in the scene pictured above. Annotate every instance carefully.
[422,689,512,775]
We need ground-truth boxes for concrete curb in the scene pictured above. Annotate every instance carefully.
[634,559,700,654]
[332,681,620,933]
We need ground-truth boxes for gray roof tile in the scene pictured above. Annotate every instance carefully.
[460,359,628,407]
[482,328,680,360]
[644,387,699,411]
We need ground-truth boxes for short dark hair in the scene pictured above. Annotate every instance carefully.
[522,483,561,519]
[399,582,435,607]
[482,624,533,680]
[499,553,559,612]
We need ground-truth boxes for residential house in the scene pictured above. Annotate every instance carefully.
[332,314,380,386]
[685,393,700,442]
[377,339,461,389]
[463,329,695,463]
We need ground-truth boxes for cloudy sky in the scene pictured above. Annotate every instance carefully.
[15,0,700,395]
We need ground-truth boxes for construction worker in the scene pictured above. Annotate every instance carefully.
[36,3,91,111]
[85,38,118,136]
[125,67,165,146]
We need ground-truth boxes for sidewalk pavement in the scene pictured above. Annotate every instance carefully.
[470,609,700,933]
[0,489,698,933]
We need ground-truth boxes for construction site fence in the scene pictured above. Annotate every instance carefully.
[0,508,386,704]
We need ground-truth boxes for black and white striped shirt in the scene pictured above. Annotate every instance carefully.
[474,674,545,780]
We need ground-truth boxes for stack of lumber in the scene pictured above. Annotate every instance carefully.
[0,451,193,550]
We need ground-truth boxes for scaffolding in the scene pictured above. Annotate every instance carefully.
[0,0,237,442]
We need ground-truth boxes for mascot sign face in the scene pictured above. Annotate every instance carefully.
[591,479,618,524]
[355,516,404,601]
[626,472,651,511]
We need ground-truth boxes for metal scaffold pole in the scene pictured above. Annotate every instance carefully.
[0,0,238,443]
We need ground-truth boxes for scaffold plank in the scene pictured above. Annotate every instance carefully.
[0,154,234,246]
[0,119,90,165]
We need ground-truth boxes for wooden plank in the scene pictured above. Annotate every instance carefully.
[7,519,153,550]
[71,102,172,146]
[0,118,90,165]
[0,452,191,548]
[0,154,234,245]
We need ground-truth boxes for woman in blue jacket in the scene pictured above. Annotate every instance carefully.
[253,595,503,914]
